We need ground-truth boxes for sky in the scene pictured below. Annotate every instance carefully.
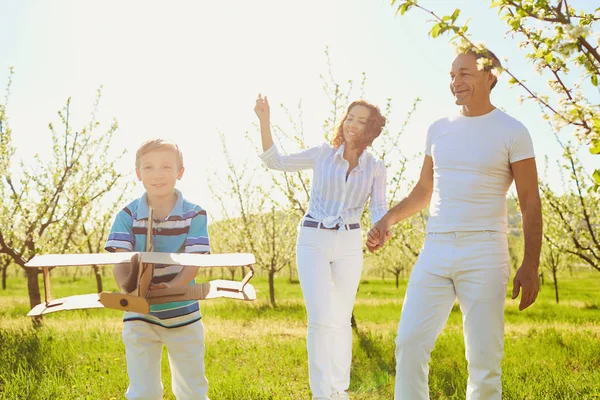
[1,0,597,221]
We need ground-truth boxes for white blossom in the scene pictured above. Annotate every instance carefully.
[564,24,592,41]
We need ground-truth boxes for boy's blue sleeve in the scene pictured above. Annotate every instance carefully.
[184,208,210,254]
[105,208,135,252]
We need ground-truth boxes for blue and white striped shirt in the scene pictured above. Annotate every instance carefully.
[105,189,210,328]
[260,142,387,228]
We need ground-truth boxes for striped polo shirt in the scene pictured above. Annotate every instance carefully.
[105,189,210,328]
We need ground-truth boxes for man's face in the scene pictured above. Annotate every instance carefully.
[136,150,183,197]
[449,53,494,106]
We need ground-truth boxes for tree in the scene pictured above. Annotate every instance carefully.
[0,69,126,309]
[392,0,600,187]
[69,187,132,293]
[542,240,563,303]
[1,254,11,290]
[208,132,296,306]
[540,145,599,272]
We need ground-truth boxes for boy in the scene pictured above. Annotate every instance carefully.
[105,139,211,400]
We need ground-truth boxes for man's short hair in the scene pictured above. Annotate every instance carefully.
[135,139,184,169]
[461,46,502,90]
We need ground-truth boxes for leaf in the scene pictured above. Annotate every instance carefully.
[397,1,413,15]
[590,139,600,155]
[591,74,598,87]
[450,8,460,23]
[593,169,600,186]
[431,23,442,38]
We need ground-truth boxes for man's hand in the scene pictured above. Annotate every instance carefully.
[366,219,392,253]
[511,263,540,311]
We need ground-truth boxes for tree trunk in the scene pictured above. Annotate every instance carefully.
[1,262,7,290]
[93,265,103,293]
[552,268,559,304]
[395,273,400,289]
[26,267,42,309]
[230,268,236,280]
[268,269,276,307]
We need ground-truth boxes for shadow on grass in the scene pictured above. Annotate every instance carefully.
[351,326,395,394]
[205,301,307,321]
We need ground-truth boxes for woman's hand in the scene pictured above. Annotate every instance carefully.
[366,219,392,253]
[254,93,270,122]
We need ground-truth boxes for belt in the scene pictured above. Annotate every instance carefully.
[302,215,360,231]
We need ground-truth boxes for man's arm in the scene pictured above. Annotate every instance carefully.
[510,157,543,311]
[367,155,434,252]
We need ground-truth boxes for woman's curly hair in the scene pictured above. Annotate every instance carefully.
[331,100,387,152]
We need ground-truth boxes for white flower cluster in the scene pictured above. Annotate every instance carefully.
[564,24,592,41]
[476,57,493,71]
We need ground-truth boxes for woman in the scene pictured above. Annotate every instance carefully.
[254,94,387,400]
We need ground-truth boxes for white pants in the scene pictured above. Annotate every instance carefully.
[395,231,510,400]
[296,225,364,399]
[122,320,209,400]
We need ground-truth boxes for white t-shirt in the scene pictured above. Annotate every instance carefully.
[425,108,535,233]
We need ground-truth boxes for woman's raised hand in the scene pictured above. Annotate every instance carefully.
[254,93,270,122]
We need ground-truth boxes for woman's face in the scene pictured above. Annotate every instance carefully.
[343,105,371,146]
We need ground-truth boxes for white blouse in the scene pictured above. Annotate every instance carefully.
[259,142,387,228]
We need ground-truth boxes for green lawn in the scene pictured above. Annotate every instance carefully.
[1,271,599,399]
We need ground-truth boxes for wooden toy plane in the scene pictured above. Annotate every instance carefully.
[25,207,256,317]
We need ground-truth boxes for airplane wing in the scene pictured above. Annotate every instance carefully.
[138,252,255,268]
[25,252,138,268]
[27,294,104,316]
[25,252,255,268]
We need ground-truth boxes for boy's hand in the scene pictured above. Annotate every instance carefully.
[149,282,171,291]
[254,93,270,122]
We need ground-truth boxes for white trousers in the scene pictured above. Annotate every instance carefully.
[296,225,364,399]
[122,320,209,400]
[395,231,510,400]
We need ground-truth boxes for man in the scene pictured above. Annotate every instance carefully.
[367,47,542,400]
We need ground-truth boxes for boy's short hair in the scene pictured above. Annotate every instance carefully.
[135,139,184,169]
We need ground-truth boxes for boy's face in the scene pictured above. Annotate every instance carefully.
[136,150,184,197]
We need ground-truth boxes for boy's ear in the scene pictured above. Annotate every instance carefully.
[177,167,185,180]
[135,168,142,181]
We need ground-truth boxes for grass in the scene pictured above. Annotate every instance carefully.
[0,270,599,399]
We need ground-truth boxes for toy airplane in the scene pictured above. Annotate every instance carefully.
[25,207,256,317]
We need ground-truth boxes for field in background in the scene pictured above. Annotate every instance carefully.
[1,271,599,399]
